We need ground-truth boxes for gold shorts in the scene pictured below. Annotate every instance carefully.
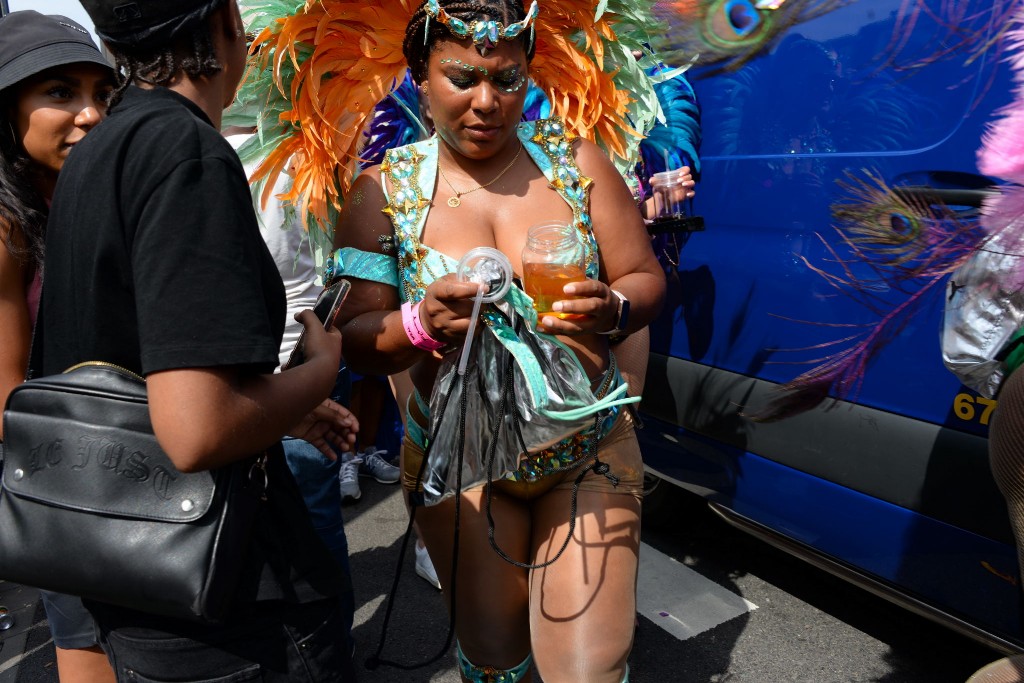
[402,409,644,502]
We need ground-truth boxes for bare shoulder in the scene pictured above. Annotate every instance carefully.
[333,163,403,322]
[0,218,28,281]
[571,137,625,185]
[334,165,392,252]
[570,137,641,222]
[0,228,29,305]
[0,214,17,245]
[345,165,385,212]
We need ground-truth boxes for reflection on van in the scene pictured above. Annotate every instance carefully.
[640,0,1024,653]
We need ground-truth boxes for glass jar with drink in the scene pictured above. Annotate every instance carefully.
[521,221,587,321]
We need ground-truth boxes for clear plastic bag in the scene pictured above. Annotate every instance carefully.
[420,294,636,505]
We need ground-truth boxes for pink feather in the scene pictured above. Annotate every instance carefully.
[978,110,1024,180]
[978,5,1024,181]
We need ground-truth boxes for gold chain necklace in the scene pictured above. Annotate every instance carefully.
[437,143,523,208]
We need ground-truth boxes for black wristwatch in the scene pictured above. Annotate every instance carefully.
[599,290,630,336]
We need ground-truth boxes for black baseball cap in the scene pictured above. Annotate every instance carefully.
[0,11,111,93]
[79,0,227,48]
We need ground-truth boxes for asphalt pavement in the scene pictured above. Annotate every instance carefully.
[0,471,1006,682]
[0,582,53,683]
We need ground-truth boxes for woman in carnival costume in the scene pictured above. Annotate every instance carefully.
[235,0,676,680]
[337,1,662,680]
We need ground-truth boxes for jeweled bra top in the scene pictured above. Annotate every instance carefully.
[328,117,599,301]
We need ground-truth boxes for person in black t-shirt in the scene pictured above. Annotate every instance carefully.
[42,1,356,680]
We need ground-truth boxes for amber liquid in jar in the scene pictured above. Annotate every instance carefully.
[522,222,587,321]
[522,262,587,320]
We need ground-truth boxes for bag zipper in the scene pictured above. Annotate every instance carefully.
[63,360,146,383]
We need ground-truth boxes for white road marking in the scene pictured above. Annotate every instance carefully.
[637,541,757,640]
[0,636,52,675]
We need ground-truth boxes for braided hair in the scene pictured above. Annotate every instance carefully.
[0,91,47,269]
[403,0,536,83]
[107,21,223,107]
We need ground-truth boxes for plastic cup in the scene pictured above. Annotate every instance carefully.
[650,168,689,224]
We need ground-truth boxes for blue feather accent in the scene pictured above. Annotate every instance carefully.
[361,72,431,168]
[640,66,702,181]
[522,81,551,122]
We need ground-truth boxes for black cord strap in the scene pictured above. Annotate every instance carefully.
[366,365,463,671]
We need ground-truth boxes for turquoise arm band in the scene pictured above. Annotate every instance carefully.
[325,247,399,288]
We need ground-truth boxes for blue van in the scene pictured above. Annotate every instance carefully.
[639,0,1022,653]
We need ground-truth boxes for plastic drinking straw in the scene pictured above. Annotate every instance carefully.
[458,284,486,376]
[453,247,512,376]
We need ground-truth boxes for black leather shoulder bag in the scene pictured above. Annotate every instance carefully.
[0,361,266,622]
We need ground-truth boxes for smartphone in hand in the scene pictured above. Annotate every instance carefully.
[282,278,351,370]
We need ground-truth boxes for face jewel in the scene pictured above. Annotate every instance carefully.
[503,22,523,39]
[424,0,539,53]
[472,20,500,51]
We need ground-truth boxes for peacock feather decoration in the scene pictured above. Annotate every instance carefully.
[883,0,1021,78]
[752,1,1024,421]
[750,172,986,421]
[651,0,849,73]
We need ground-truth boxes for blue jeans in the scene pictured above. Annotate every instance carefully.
[281,364,354,651]
[38,590,98,649]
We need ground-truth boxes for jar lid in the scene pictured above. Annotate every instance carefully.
[456,247,513,303]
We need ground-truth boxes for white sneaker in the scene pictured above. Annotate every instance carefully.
[358,447,400,484]
[414,542,441,590]
[338,454,362,503]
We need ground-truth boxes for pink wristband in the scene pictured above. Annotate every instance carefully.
[401,300,448,352]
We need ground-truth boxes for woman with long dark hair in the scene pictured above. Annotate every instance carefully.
[0,11,117,682]
[0,10,113,433]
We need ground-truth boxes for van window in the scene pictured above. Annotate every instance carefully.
[698,1,988,159]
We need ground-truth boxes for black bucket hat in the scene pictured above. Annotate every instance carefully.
[79,0,227,48]
[0,11,111,93]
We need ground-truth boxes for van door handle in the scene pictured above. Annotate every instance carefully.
[888,171,998,210]
[892,186,998,210]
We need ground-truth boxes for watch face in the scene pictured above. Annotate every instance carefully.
[617,294,630,331]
